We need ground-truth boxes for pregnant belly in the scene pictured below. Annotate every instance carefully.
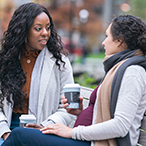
[74,104,94,127]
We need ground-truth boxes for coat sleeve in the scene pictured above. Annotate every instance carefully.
[0,92,12,138]
[41,56,76,127]
[0,110,11,138]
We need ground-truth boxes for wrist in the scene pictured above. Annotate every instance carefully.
[2,132,10,140]
[69,128,73,138]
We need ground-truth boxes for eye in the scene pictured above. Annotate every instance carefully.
[46,25,51,30]
[34,27,41,31]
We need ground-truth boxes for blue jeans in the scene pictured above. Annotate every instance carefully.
[1,112,21,146]
[0,139,4,146]
[2,127,91,146]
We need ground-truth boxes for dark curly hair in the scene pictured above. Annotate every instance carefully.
[111,15,146,54]
[0,2,68,112]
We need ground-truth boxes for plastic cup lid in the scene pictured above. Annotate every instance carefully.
[19,114,36,120]
[63,84,80,89]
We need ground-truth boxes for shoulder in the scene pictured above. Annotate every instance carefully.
[60,53,71,66]
[123,65,146,87]
[61,53,69,61]
[125,65,146,77]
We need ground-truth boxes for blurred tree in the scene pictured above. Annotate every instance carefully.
[127,0,146,22]
[45,0,104,53]
[0,1,14,37]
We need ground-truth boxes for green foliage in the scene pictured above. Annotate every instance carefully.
[74,72,99,89]
[87,52,105,59]
[140,129,146,132]
[127,0,146,22]
[137,144,143,146]
[74,52,105,63]
[136,129,145,146]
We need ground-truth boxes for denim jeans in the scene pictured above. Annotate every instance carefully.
[2,127,91,146]
[1,112,21,146]
[0,139,4,146]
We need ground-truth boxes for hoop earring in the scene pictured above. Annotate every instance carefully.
[25,37,27,43]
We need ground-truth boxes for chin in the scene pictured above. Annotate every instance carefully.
[37,47,45,51]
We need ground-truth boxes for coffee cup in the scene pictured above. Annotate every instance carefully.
[63,84,80,109]
[19,114,36,127]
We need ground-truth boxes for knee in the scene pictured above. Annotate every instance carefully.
[11,127,25,137]
[11,127,24,133]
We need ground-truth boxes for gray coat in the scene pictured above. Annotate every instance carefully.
[0,48,74,138]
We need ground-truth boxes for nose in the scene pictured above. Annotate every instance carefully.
[41,28,48,36]
[102,40,105,46]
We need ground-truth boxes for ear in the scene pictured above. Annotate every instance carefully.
[116,39,123,47]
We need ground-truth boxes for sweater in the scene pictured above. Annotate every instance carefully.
[72,65,146,146]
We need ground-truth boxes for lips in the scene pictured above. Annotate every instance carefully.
[39,40,48,45]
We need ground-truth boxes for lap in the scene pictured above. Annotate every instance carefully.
[2,127,91,146]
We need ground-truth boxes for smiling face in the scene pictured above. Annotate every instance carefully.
[25,12,51,52]
[102,23,126,56]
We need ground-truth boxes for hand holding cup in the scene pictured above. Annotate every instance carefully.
[62,84,83,116]
[61,96,83,116]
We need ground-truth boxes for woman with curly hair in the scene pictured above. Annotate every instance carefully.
[0,2,74,145]
[3,15,146,146]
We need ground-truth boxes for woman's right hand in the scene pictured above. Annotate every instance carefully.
[61,96,83,116]
[2,132,10,140]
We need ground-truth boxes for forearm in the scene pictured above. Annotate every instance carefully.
[72,118,128,141]
[41,108,76,127]
[0,121,11,139]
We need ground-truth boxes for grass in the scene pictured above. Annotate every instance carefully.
[74,51,105,63]
[87,51,105,59]
[74,72,99,89]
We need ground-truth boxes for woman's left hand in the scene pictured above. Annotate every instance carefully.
[25,123,44,130]
[40,122,73,139]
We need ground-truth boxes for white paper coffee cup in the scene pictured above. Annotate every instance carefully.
[19,114,36,127]
[63,84,80,109]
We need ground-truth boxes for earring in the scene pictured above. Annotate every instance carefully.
[25,37,27,43]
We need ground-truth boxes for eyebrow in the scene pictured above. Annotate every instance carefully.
[33,23,51,26]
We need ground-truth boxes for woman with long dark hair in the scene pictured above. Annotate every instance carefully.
[0,2,74,145]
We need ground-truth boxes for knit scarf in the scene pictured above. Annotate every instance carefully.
[29,46,46,116]
[94,49,146,146]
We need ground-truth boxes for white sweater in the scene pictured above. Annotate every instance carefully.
[72,65,146,146]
